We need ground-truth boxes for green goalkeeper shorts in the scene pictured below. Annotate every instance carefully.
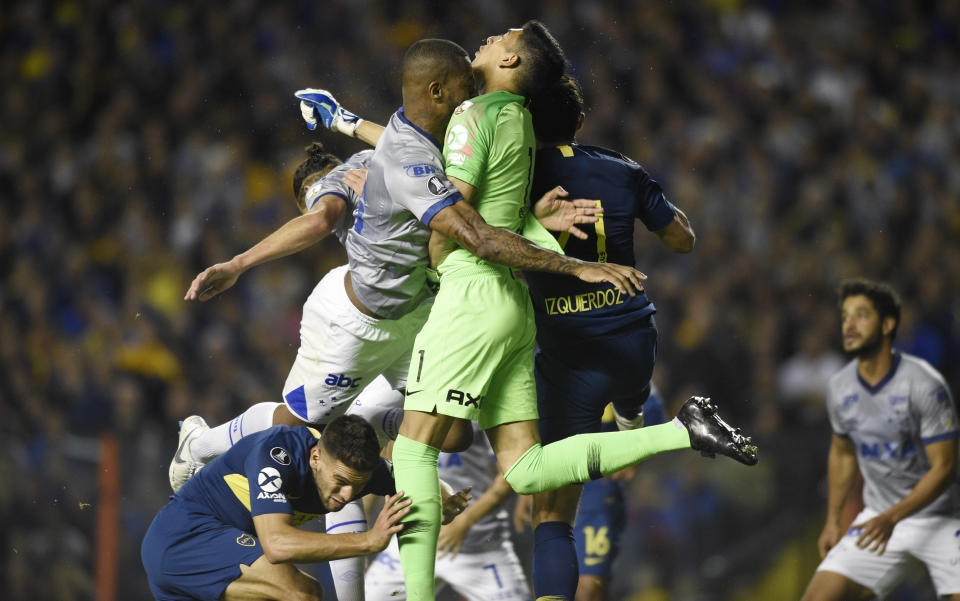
[404,264,539,430]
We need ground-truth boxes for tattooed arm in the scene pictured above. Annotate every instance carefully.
[429,177,646,295]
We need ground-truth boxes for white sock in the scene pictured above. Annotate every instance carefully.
[190,402,282,463]
[346,381,404,444]
[325,499,368,601]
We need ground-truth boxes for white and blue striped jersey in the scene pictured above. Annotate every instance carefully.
[302,149,373,246]
[826,351,959,517]
[344,108,463,319]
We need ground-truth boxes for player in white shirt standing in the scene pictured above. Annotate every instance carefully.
[801,278,959,601]
[365,419,530,601]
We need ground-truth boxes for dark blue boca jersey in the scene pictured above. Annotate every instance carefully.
[174,426,395,534]
[526,144,676,344]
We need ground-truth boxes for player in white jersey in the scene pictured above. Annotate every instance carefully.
[801,278,959,601]
[365,423,531,601]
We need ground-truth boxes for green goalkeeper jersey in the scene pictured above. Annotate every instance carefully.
[441,90,558,274]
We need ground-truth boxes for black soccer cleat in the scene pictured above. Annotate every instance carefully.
[676,396,759,466]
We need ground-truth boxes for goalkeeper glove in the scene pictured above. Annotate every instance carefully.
[294,88,362,137]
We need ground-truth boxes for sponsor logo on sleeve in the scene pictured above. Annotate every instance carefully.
[270,447,291,466]
[447,152,466,166]
[403,163,438,178]
[258,467,283,492]
[446,125,468,151]
[427,176,449,196]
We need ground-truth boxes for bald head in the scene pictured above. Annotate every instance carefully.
[401,39,472,100]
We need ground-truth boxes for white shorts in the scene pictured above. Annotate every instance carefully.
[365,537,531,601]
[281,265,432,424]
[817,507,960,598]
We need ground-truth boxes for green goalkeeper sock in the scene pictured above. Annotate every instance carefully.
[504,420,691,494]
[392,434,441,601]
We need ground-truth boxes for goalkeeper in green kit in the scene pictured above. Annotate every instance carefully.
[388,21,759,601]
[302,21,759,600]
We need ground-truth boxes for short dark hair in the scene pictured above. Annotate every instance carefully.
[530,74,583,144]
[319,415,381,472]
[401,38,470,89]
[293,142,342,199]
[838,278,902,339]
[513,20,567,98]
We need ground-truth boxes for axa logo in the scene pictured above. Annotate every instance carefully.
[325,373,363,388]
[445,389,482,408]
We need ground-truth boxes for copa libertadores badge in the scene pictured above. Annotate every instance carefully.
[270,447,291,466]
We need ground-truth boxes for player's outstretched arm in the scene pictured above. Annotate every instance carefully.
[184,196,346,301]
[818,434,858,559]
[252,491,411,564]
[532,185,601,240]
[430,178,646,296]
[438,476,512,559]
[294,88,385,147]
[654,205,696,253]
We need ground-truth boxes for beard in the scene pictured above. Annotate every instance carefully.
[845,325,884,360]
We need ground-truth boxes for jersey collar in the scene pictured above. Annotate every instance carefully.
[397,107,442,150]
[857,350,901,395]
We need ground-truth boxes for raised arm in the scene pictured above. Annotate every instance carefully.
[184,195,346,301]
[295,88,384,147]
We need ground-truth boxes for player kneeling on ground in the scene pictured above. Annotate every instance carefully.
[142,416,469,601]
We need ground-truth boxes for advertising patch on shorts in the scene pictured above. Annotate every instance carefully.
[270,447,291,466]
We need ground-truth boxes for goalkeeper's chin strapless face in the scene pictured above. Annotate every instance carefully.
[472,28,523,71]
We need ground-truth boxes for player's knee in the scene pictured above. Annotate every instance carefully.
[503,445,545,495]
[504,470,539,495]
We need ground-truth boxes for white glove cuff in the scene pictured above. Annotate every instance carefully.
[334,115,362,138]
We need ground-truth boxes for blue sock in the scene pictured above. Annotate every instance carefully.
[533,521,578,600]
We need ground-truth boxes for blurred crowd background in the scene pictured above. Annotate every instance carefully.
[2,0,958,599]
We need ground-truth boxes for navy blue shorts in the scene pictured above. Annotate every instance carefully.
[141,498,264,601]
[535,316,657,444]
